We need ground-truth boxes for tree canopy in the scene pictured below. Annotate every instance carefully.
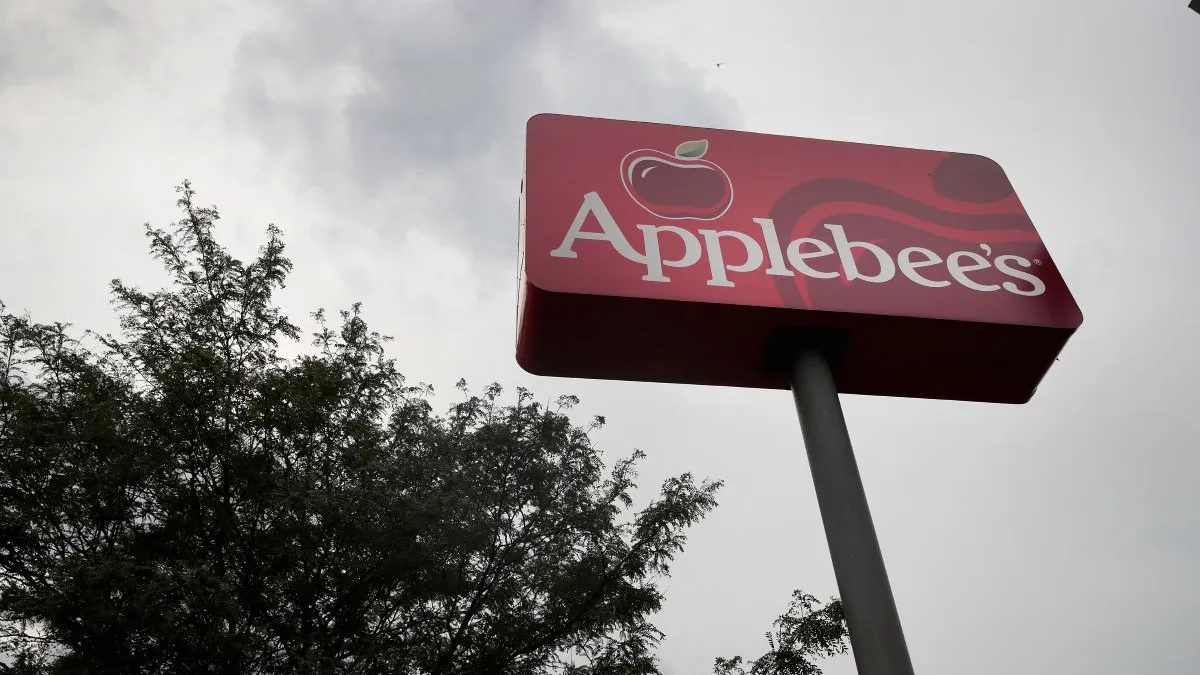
[0,182,845,675]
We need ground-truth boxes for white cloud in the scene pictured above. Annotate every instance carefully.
[2,1,1198,674]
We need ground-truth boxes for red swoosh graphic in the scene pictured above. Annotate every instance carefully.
[767,178,1039,308]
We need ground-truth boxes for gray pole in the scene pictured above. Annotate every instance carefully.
[789,347,916,675]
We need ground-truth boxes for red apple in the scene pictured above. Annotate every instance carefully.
[620,139,733,220]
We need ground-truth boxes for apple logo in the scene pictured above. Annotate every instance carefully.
[620,139,734,221]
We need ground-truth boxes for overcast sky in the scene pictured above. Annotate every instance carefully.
[2,1,1198,673]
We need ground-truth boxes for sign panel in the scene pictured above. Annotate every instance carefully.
[516,114,1082,403]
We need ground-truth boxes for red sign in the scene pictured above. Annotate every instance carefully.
[516,114,1083,403]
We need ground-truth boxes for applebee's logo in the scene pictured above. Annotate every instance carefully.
[620,139,733,221]
[549,192,1047,298]
[551,149,1051,305]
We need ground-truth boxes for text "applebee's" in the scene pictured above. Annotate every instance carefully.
[549,192,1046,297]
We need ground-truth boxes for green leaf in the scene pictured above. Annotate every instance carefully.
[674,139,708,159]
[0,179,770,675]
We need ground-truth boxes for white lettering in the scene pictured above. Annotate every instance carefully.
[897,247,950,288]
[551,192,646,264]
[946,251,999,292]
[825,224,896,283]
[697,229,765,287]
[550,193,1049,297]
[637,224,702,283]
[753,218,794,277]
[995,255,1046,296]
[786,238,839,279]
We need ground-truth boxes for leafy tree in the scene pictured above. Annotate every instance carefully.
[713,591,847,675]
[0,181,845,675]
[0,181,728,675]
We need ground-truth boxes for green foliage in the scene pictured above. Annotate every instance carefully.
[0,182,728,675]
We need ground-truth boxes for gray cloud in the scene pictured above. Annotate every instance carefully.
[7,2,1198,673]
[227,0,740,259]
[0,0,131,87]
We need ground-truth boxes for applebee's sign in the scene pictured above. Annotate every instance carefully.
[517,114,1082,403]
[551,187,1045,297]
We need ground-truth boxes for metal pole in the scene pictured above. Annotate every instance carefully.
[789,347,915,675]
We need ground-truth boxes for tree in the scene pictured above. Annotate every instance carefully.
[0,182,846,675]
[713,591,847,675]
[0,181,728,675]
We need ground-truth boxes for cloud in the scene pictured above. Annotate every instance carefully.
[10,3,1198,674]
[226,0,741,260]
[0,0,141,88]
